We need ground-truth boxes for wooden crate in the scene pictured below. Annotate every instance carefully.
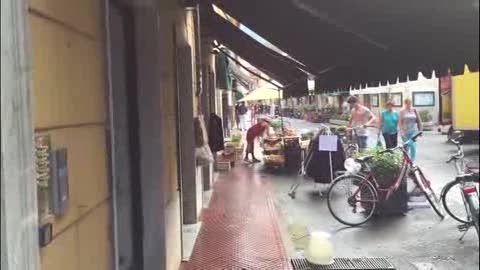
[215,161,231,171]
[234,145,244,160]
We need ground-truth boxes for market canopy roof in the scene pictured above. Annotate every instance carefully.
[205,0,479,91]
[239,87,283,102]
[201,5,309,87]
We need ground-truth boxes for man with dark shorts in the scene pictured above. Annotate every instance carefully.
[245,118,271,163]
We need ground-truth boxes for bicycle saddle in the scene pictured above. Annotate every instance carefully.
[355,155,375,163]
[466,161,479,174]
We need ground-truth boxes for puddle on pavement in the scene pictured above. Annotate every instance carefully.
[413,262,438,270]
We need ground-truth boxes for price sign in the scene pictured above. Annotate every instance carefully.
[319,135,338,152]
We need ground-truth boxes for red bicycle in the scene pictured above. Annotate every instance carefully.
[327,131,445,226]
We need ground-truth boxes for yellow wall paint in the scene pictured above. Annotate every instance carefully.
[40,203,112,270]
[452,70,479,129]
[29,14,105,128]
[40,226,79,270]
[77,204,112,270]
[34,127,109,236]
[28,1,111,269]
[29,0,102,38]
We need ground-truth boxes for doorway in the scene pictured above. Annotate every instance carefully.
[106,2,143,270]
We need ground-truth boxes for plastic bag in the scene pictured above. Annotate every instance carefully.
[196,145,214,166]
[194,115,209,148]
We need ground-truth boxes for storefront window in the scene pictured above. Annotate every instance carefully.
[389,93,403,107]
[413,91,435,107]
[370,94,379,107]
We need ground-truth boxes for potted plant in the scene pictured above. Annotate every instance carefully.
[419,110,434,131]
[356,147,403,188]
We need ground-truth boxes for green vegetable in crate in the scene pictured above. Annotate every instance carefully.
[301,131,314,141]
[356,147,403,187]
[270,120,282,130]
[231,134,242,143]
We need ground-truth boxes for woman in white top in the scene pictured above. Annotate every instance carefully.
[399,98,422,161]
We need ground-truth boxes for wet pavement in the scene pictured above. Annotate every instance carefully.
[262,118,479,270]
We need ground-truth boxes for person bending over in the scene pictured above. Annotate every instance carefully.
[245,118,271,163]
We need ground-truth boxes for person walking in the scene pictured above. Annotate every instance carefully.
[399,98,422,161]
[379,100,399,149]
[235,103,241,128]
[346,95,376,151]
[244,118,271,163]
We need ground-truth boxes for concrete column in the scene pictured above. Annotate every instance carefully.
[1,0,41,270]
[134,6,167,269]
[200,37,215,191]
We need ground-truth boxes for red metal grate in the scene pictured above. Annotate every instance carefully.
[181,166,292,270]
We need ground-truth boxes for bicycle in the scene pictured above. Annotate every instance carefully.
[327,131,445,226]
[440,136,479,240]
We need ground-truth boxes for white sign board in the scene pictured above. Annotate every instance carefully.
[319,135,338,152]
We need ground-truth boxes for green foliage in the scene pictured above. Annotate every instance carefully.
[302,104,317,112]
[336,126,347,132]
[320,104,339,115]
[231,134,242,143]
[301,131,315,141]
[419,110,432,122]
[356,147,403,186]
[270,119,283,130]
[332,113,350,121]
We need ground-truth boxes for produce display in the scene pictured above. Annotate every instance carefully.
[300,131,314,141]
[264,154,285,164]
[262,128,301,168]
[230,133,243,148]
[355,147,403,187]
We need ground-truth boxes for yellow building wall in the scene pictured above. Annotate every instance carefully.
[452,69,479,130]
[28,1,112,270]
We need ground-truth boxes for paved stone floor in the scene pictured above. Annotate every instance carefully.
[181,166,292,270]
[182,118,479,270]
[265,118,479,270]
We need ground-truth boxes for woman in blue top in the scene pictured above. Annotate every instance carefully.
[379,100,399,149]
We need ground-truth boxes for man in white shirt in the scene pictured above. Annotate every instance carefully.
[346,95,376,151]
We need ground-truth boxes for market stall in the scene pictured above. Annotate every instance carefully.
[262,121,312,171]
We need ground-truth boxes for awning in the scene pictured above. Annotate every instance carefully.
[239,87,282,101]
[201,6,309,87]
[209,0,479,90]
[215,53,233,90]
[350,72,439,95]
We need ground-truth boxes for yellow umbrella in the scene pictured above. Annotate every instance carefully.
[239,87,283,102]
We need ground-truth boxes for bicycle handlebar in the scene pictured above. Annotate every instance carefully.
[376,131,423,155]
[449,136,464,146]
[411,131,423,141]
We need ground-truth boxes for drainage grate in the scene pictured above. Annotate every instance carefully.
[291,257,396,270]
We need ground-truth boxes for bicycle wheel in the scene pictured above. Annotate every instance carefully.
[414,168,445,218]
[441,180,472,224]
[327,174,378,226]
[466,195,480,239]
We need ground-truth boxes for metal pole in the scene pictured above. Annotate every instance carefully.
[278,90,284,134]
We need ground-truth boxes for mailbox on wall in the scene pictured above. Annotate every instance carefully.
[49,148,69,216]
